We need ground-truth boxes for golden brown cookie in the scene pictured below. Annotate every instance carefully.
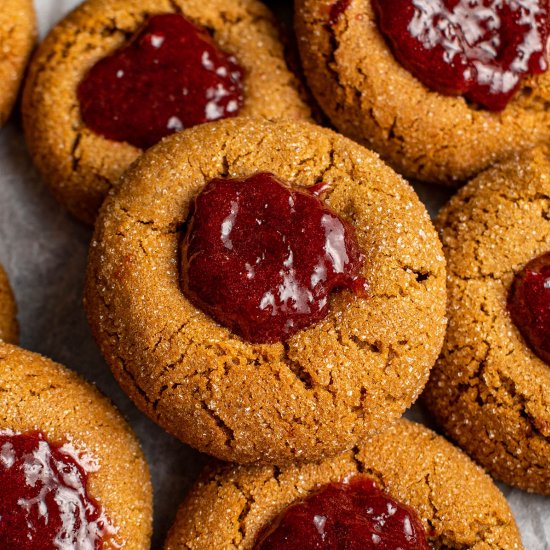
[423,147,550,494]
[0,263,18,344]
[294,0,550,185]
[0,342,153,548]
[0,0,35,126]
[164,419,523,549]
[85,117,447,465]
[22,0,311,225]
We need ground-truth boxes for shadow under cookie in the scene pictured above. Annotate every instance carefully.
[0,263,19,344]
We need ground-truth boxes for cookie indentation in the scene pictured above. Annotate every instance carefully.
[508,250,550,365]
[0,430,118,549]
[253,476,429,549]
[372,0,550,110]
[180,172,368,343]
[78,13,244,149]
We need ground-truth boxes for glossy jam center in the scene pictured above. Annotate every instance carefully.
[180,173,368,343]
[508,251,550,365]
[254,477,430,549]
[0,431,116,549]
[78,13,244,149]
[371,0,550,110]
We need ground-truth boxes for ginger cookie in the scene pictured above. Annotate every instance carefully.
[0,263,18,344]
[85,117,447,465]
[295,0,550,185]
[0,342,153,548]
[22,0,311,225]
[0,0,35,126]
[424,147,550,494]
[164,419,523,549]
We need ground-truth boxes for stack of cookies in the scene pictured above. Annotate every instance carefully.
[0,0,548,548]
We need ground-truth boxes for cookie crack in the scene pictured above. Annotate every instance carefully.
[232,480,256,544]
[282,342,313,390]
[69,131,83,172]
[198,398,235,449]
[497,371,550,440]
[166,0,183,15]
[115,354,152,406]
[117,205,179,233]
[156,351,189,389]
[321,11,357,109]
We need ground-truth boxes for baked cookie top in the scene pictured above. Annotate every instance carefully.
[0,0,35,126]
[0,343,153,548]
[85,117,447,465]
[294,0,550,185]
[424,147,550,494]
[0,263,18,344]
[164,419,523,549]
[22,0,311,224]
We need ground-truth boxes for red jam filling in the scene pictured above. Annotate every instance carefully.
[508,251,550,365]
[371,0,550,111]
[0,431,116,549]
[254,477,430,549]
[78,13,244,149]
[180,172,368,344]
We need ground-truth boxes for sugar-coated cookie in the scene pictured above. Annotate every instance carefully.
[295,0,550,185]
[0,0,35,126]
[23,0,311,224]
[85,117,447,465]
[0,343,153,548]
[164,419,523,549]
[424,148,550,494]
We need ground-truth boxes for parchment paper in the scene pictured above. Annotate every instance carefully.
[0,1,547,547]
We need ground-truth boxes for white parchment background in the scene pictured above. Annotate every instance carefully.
[0,1,547,547]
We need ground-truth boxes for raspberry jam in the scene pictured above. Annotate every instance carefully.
[78,13,244,149]
[0,431,116,549]
[371,0,550,111]
[254,477,430,549]
[508,251,550,364]
[180,173,368,343]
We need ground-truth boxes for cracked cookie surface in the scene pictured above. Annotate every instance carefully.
[164,419,523,549]
[0,342,153,548]
[85,117,447,465]
[294,0,550,186]
[0,0,35,126]
[22,0,311,225]
[0,263,18,344]
[424,148,550,494]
